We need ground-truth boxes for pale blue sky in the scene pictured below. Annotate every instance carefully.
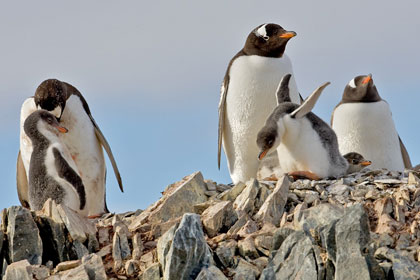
[1,1,419,212]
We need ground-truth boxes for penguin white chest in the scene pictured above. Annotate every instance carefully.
[20,98,37,177]
[332,101,404,171]
[60,95,106,214]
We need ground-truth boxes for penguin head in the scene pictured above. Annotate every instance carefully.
[24,110,68,140]
[342,74,381,103]
[244,23,296,58]
[343,152,371,173]
[34,79,68,121]
[257,122,284,161]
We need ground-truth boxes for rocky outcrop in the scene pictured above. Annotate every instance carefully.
[1,169,420,279]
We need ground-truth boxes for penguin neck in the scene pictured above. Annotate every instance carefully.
[243,45,286,58]
[29,123,59,150]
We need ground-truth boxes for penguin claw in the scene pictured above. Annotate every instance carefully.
[288,171,320,181]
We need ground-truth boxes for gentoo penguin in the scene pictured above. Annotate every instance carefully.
[18,79,123,215]
[343,152,372,174]
[257,74,348,180]
[24,110,86,212]
[331,74,412,171]
[218,23,301,184]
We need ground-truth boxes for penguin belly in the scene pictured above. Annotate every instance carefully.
[60,95,106,215]
[332,101,404,171]
[223,55,299,184]
[277,117,333,178]
[20,98,37,178]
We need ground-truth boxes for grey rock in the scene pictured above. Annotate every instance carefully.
[227,214,250,236]
[129,172,208,231]
[125,259,138,277]
[218,182,246,202]
[296,203,344,231]
[141,262,161,280]
[132,232,144,260]
[116,226,131,260]
[260,231,318,280]
[157,223,178,272]
[3,260,32,280]
[56,260,81,272]
[196,265,228,280]
[82,253,107,280]
[72,240,89,259]
[327,184,350,196]
[202,201,237,238]
[335,204,371,280]
[238,237,259,259]
[6,206,43,265]
[215,239,237,267]
[233,258,260,280]
[271,227,295,252]
[233,179,259,216]
[60,263,89,280]
[163,213,212,280]
[236,219,258,238]
[32,265,50,279]
[375,247,420,280]
[254,176,289,226]
[254,184,271,210]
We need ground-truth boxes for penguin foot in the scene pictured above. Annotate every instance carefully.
[261,175,278,181]
[87,214,103,219]
[288,171,320,181]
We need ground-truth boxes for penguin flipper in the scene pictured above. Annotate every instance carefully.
[291,82,330,119]
[218,77,229,170]
[299,93,304,104]
[53,148,86,210]
[398,136,412,169]
[89,115,124,192]
[275,74,292,104]
[16,151,30,209]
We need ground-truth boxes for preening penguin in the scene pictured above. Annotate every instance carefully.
[257,74,348,180]
[218,23,301,184]
[24,110,86,213]
[18,79,123,215]
[331,74,412,171]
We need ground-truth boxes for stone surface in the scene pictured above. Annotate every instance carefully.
[196,265,228,280]
[254,176,289,226]
[202,201,237,237]
[7,206,43,265]
[56,260,81,272]
[375,247,420,280]
[233,258,260,280]
[238,237,259,259]
[141,262,161,280]
[60,263,89,280]
[218,182,246,202]
[295,203,344,231]
[129,172,208,231]
[82,253,107,280]
[163,213,213,280]
[215,239,237,268]
[233,179,260,215]
[3,260,33,280]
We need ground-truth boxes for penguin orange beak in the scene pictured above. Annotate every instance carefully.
[258,149,269,160]
[361,160,372,166]
[279,31,297,39]
[362,74,372,84]
[55,125,68,133]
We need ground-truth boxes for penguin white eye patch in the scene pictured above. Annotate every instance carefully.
[255,24,269,40]
[348,78,356,88]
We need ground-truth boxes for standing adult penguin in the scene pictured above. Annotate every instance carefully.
[218,23,301,184]
[24,110,86,213]
[18,79,123,215]
[257,74,349,180]
[331,74,412,171]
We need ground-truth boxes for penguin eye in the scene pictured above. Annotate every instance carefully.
[352,159,357,164]
[47,117,53,123]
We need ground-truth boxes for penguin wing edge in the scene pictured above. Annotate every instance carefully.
[53,148,86,210]
[89,115,124,192]
[16,151,30,208]
[399,136,412,169]
[218,77,229,170]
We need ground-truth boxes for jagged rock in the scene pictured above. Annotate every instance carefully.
[227,214,250,236]
[251,257,268,273]
[56,260,81,272]
[236,219,258,238]
[233,258,260,280]
[157,223,178,272]
[116,226,131,260]
[141,262,161,280]
[60,263,89,280]
[162,213,212,280]
[261,230,319,280]
[196,265,228,280]
[335,204,372,280]
[254,184,271,210]
[375,247,420,280]
[201,201,237,237]
[3,260,32,280]
[125,260,138,277]
[408,172,420,185]
[129,172,208,231]
[238,237,259,259]
[295,203,344,231]
[271,227,295,253]
[254,176,289,226]
[82,253,107,280]
[233,179,259,216]
[6,206,43,265]
[132,232,144,260]
[218,182,246,202]
[32,265,50,279]
[72,240,89,259]
[215,239,237,267]
[254,235,272,256]
[139,251,155,271]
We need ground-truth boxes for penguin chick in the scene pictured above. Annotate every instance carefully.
[343,152,372,174]
[24,110,86,213]
[218,23,301,184]
[257,74,348,180]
